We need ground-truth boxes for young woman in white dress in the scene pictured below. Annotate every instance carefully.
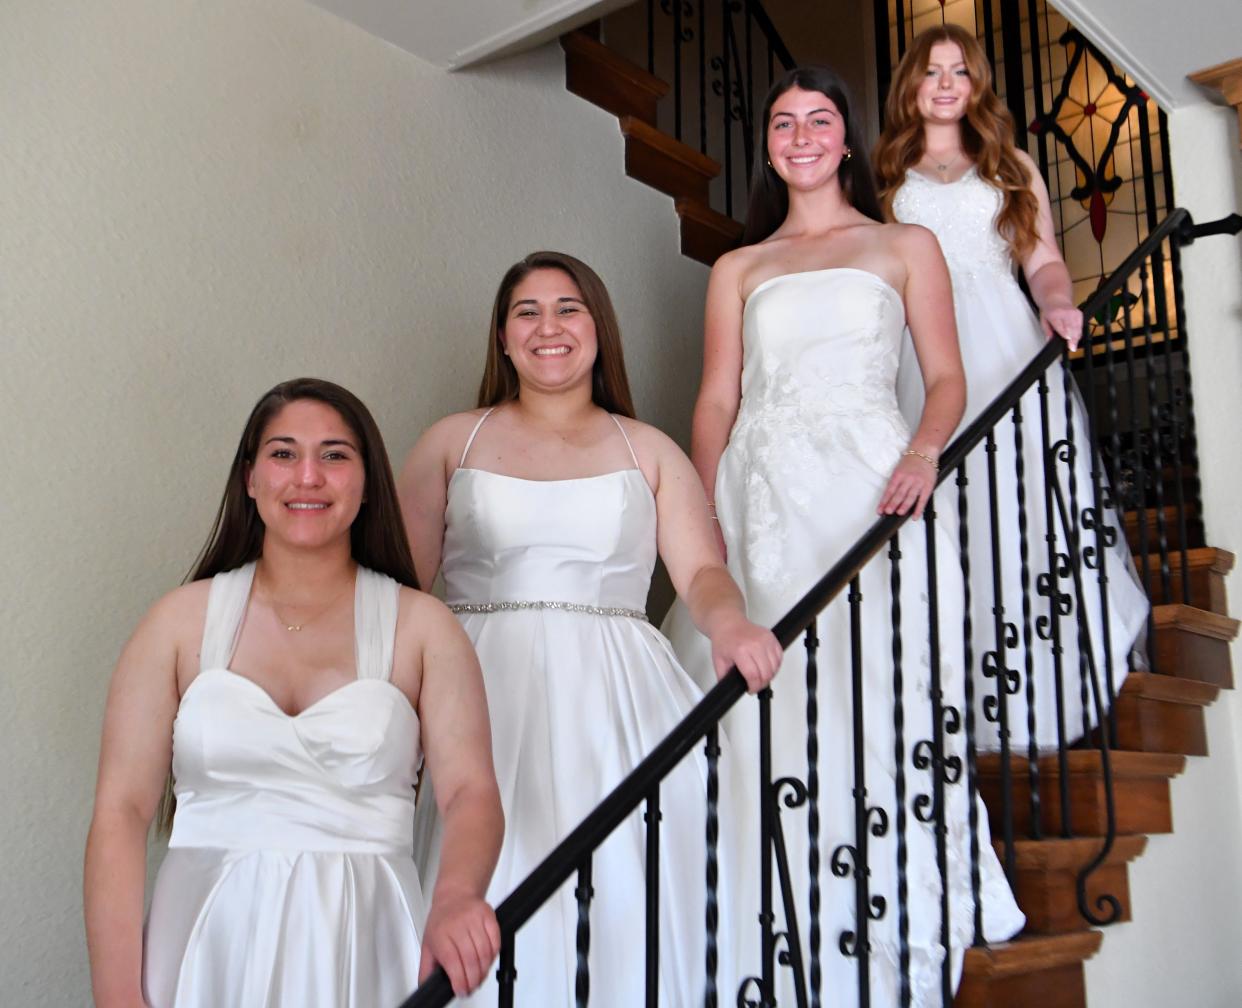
[662,67,1025,1006]
[874,24,1147,751]
[84,378,503,1007]
[400,251,782,1006]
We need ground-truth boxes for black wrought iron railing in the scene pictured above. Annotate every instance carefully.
[400,207,1237,1008]
[604,0,795,219]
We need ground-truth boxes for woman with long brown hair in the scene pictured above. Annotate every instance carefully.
[399,250,781,1006]
[84,378,503,1007]
[874,25,1147,750]
[661,64,1025,1006]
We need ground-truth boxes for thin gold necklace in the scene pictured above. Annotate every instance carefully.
[258,576,351,632]
[928,150,963,175]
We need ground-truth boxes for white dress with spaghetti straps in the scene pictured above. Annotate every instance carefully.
[412,410,729,1007]
[892,167,1147,750]
[143,562,426,1008]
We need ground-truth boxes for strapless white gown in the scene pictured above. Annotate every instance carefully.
[413,432,728,1007]
[664,268,1025,1007]
[143,562,426,1008]
[893,167,1147,750]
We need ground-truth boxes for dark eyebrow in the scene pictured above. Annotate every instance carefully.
[511,297,586,308]
[772,107,835,118]
[262,435,359,450]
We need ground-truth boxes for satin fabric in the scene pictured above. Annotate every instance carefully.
[663,270,1025,1007]
[143,563,427,1008]
[413,414,732,1007]
[893,167,1148,750]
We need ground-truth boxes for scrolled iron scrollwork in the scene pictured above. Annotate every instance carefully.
[734,976,763,1008]
[773,775,808,810]
[866,804,889,838]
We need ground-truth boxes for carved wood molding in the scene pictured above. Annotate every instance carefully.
[1189,57,1242,149]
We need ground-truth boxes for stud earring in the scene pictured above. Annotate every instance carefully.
[843,147,852,161]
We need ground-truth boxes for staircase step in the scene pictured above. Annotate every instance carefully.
[674,197,743,266]
[1152,603,1239,687]
[1135,546,1234,613]
[619,115,720,202]
[562,30,669,125]
[976,750,1185,837]
[1123,503,1202,553]
[1112,671,1218,755]
[956,931,1102,1008]
[1004,835,1146,934]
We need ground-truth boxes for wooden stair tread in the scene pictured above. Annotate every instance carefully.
[962,931,1102,979]
[674,196,742,234]
[1005,834,1147,869]
[1137,545,1235,575]
[978,749,1185,778]
[1119,670,1219,705]
[1152,603,1240,641]
[618,116,720,177]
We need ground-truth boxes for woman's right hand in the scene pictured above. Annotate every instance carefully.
[418,888,501,996]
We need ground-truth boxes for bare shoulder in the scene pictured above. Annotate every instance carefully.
[145,579,211,636]
[416,409,490,452]
[396,585,461,637]
[613,416,683,462]
[1013,147,1040,179]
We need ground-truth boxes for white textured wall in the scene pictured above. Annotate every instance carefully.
[0,1,708,1002]
[1084,102,1242,1007]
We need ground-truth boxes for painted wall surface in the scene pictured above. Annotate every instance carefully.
[1084,101,1242,1008]
[0,1,709,1002]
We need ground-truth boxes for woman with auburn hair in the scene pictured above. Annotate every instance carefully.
[874,25,1147,751]
[400,251,781,1006]
[662,64,1024,1007]
[84,378,503,1007]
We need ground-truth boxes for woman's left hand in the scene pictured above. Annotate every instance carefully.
[878,452,937,520]
[710,614,784,693]
[418,888,501,996]
[1040,304,1083,351]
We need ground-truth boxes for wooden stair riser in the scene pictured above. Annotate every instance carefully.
[1011,862,1132,935]
[1136,549,1231,614]
[1112,692,1208,755]
[957,961,1088,1008]
[1152,607,1238,687]
[562,30,668,126]
[675,197,743,266]
[1123,505,1202,554]
[622,130,715,202]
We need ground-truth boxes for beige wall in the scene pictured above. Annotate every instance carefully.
[1084,102,1242,1007]
[0,1,708,1002]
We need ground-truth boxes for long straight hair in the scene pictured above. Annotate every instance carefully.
[188,377,418,588]
[743,66,883,245]
[477,251,637,418]
[873,23,1039,261]
[158,377,417,834]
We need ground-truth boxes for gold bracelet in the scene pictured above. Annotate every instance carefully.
[904,448,940,470]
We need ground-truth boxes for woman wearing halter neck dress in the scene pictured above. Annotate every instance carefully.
[661,67,1024,1005]
[84,378,503,1007]
[399,251,782,1006]
[873,25,1147,751]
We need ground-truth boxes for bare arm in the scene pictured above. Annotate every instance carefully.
[84,592,188,1008]
[398,418,462,590]
[641,425,782,691]
[412,597,503,996]
[1016,150,1083,348]
[878,225,967,519]
[689,251,748,551]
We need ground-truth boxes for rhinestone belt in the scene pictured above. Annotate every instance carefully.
[447,600,649,622]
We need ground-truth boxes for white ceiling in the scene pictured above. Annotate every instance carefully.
[1054,0,1241,110]
[306,0,633,69]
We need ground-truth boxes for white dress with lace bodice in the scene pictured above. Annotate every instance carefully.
[664,268,1025,1007]
[893,167,1148,751]
[412,413,728,1007]
[143,563,426,1008]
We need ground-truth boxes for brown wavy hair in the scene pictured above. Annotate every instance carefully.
[873,24,1038,262]
[477,251,636,418]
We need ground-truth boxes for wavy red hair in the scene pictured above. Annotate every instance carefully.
[873,24,1038,262]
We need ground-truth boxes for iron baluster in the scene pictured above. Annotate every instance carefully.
[705,726,721,1008]
[955,466,986,946]
[719,0,734,218]
[671,0,683,140]
[888,534,913,1003]
[498,932,516,1008]
[575,857,594,1008]
[647,0,656,74]
[645,787,661,1006]
[805,619,823,1007]
[842,576,873,1006]
[699,1,707,155]
[758,686,775,1005]
[770,776,811,1008]
[1119,280,1153,663]
[1058,358,1092,744]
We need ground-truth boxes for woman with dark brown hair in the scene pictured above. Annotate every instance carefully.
[400,251,781,1006]
[874,25,1147,751]
[84,378,503,1007]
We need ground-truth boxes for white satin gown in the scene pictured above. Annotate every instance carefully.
[893,167,1148,750]
[664,268,1025,1007]
[143,562,426,1008]
[413,410,726,1007]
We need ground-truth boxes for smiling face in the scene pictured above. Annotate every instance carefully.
[765,87,848,192]
[246,398,366,551]
[916,40,972,125]
[500,268,599,396]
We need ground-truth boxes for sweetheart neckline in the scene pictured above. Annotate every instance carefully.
[744,266,903,309]
[181,667,419,721]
